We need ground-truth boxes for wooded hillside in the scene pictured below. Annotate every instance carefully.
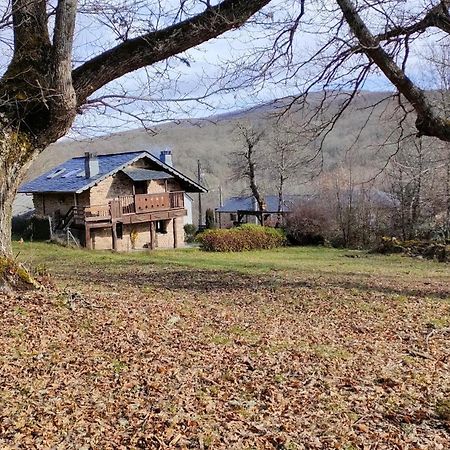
[18,91,437,217]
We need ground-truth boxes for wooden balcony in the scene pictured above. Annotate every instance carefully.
[70,191,185,226]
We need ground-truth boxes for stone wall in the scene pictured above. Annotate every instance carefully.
[94,218,185,251]
[33,193,76,217]
[89,172,134,205]
[155,220,173,248]
[116,223,150,251]
[148,180,165,194]
[33,190,92,218]
[92,227,113,250]
[174,217,185,248]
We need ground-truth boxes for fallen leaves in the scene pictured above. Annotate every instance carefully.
[0,258,449,449]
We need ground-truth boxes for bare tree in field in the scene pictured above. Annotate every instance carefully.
[0,0,271,286]
[230,122,266,222]
[266,119,307,225]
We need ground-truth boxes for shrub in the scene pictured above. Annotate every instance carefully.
[205,208,216,229]
[197,224,285,252]
[284,202,331,246]
[12,213,33,240]
[371,237,449,262]
[184,224,197,243]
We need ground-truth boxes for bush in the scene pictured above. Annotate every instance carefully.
[197,224,285,252]
[284,203,331,246]
[12,215,51,241]
[371,237,449,262]
[205,208,216,229]
[12,214,33,240]
[184,224,197,243]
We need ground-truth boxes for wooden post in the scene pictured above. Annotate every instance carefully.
[150,222,156,250]
[173,218,178,248]
[48,216,53,240]
[85,225,92,249]
[112,221,118,251]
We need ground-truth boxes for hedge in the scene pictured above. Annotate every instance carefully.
[197,224,285,252]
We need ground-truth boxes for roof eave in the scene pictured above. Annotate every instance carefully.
[142,153,208,193]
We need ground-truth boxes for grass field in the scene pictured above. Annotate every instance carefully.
[1,242,449,449]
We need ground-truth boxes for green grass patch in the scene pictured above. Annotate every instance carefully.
[13,241,449,284]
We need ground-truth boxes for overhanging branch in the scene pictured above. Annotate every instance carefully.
[72,0,271,105]
[337,0,450,142]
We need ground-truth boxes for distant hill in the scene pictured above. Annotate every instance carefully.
[15,91,404,219]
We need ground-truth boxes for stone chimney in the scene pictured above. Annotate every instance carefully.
[159,149,173,167]
[84,152,100,178]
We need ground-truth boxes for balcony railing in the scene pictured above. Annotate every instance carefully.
[71,191,185,223]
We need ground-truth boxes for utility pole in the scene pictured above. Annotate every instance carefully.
[197,159,203,228]
[218,185,223,228]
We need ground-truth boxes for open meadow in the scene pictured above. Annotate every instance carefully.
[1,243,449,449]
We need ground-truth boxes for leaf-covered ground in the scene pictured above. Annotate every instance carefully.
[1,243,449,449]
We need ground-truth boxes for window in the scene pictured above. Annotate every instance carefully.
[62,169,82,178]
[230,213,237,222]
[134,181,147,194]
[46,168,66,179]
[116,222,123,239]
[156,220,168,234]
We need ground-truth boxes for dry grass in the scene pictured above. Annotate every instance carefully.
[1,243,449,449]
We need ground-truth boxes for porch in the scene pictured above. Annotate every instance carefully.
[62,191,186,226]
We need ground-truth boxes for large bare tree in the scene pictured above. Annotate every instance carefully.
[0,0,271,280]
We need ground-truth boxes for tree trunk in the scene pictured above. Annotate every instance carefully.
[0,178,17,259]
[0,128,41,290]
[276,174,285,227]
[0,131,36,257]
[247,150,264,225]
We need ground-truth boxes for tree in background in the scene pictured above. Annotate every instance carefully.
[266,118,309,225]
[387,141,426,240]
[230,122,267,224]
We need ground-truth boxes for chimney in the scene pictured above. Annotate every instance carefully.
[159,149,173,167]
[84,152,100,179]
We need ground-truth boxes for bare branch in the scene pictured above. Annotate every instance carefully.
[72,0,271,104]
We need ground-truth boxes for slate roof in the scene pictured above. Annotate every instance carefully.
[216,195,303,213]
[217,190,398,213]
[121,168,173,182]
[19,151,206,194]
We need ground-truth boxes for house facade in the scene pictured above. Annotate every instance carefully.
[19,150,206,251]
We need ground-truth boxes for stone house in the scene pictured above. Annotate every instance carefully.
[18,150,206,251]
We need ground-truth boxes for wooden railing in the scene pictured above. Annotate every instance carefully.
[85,204,111,218]
[170,191,184,209]
[72,191,185,223]
[135,192,169,213]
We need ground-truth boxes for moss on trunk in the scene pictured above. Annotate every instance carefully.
[0,256,41,292]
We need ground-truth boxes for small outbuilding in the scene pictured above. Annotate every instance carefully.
[216,194,301,228]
